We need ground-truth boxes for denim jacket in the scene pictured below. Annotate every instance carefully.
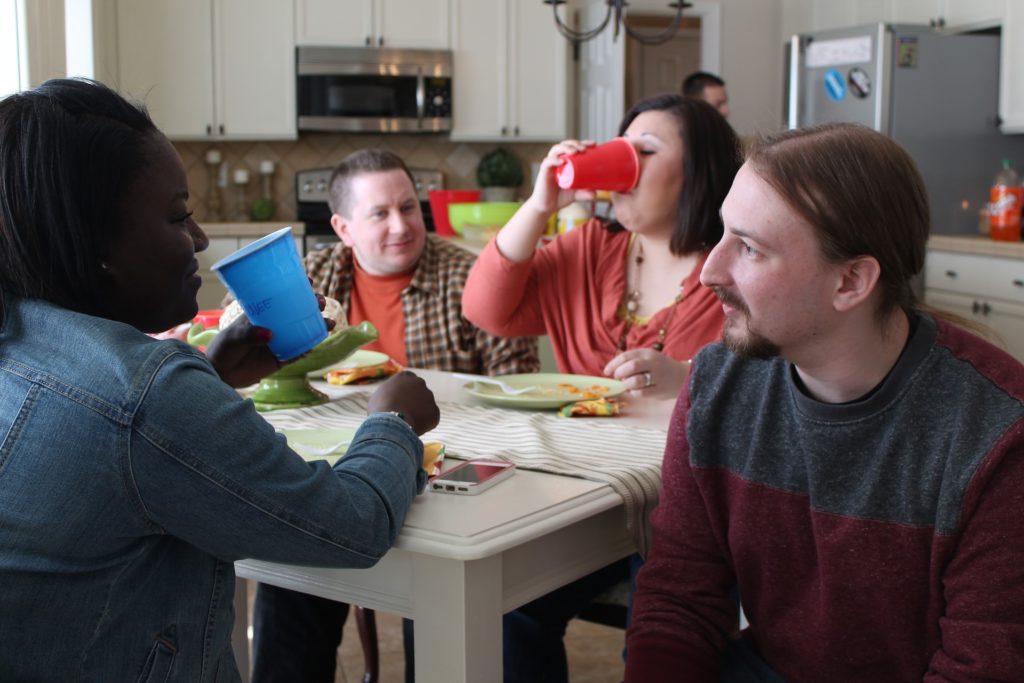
[0,296,425,682]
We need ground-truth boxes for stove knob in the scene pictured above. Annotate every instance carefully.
[316,180,327,192]
[302,182,312,193]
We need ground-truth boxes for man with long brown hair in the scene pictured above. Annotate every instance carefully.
[625,123,1024,682]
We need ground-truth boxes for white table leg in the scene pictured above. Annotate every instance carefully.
[233,578,251,681]
[413,554,503,683]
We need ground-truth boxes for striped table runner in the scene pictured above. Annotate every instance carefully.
[263,395,668,556]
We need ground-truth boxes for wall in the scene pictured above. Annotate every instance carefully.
[622,0,785,136]
[174,136,550,223]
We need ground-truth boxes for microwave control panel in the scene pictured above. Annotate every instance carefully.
[424,78,452,118]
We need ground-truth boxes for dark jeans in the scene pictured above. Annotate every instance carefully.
[252,582,416,683]
[502,556,633,683]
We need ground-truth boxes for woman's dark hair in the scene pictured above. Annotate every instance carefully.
[609,93,742,256]
[0,78,160,322]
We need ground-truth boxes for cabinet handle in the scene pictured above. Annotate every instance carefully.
[982,302,991,315]
[378,35,384,47]
[514,126,520,136]
[1013,279,1023,288]
[972,300,981,314]
[206,124,212,135]
[944,270,957,279]
[218,124,224,135]
[501,126,508,136]
[365,35,371,46]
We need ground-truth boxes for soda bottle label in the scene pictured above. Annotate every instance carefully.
[990,185,1023,241]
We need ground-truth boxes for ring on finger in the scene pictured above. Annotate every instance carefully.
[642,371,653,388]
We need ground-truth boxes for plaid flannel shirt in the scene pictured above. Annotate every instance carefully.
[304,237,539,376]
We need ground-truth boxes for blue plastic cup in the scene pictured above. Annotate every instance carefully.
[211,227,327,361]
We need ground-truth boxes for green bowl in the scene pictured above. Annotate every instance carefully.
[447,201,521,235]
[189,320,379,411]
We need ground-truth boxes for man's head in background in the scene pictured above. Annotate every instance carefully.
[328,149,427,276]
[681,71,729,118]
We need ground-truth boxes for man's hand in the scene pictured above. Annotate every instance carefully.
[368,372,441,435]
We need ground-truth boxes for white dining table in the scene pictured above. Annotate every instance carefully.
[232,369,674,683]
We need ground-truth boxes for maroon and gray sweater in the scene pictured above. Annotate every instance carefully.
[625,314,1024,683]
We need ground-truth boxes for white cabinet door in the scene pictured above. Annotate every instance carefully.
[942,0,1004,30]
[451,0,570,142]
[1000,1,1024,133]
[510,0,570,141]
[295,0,448,48]
[217,0,296,139]
[451,0,507,139]
[116,0,214,139]
[196,237,239,311]
[295,0,373,47]
[925,289,1024,362]
[811,1,859,30]
[117,0,295,141]
[378,0,449,48]
[885,0,943,24]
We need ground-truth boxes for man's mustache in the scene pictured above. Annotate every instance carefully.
[711,286,748,314]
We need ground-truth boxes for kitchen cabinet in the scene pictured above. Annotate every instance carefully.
[805,0,1003,31]
[115,0,295,141]
[999,2,1024,133]
[450,0,572,142]
[295,0,449,49]
[924,248,1024,363]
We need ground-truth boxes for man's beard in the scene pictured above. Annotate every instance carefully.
[713,286,781,360]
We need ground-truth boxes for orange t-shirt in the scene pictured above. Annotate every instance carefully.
[347,257,414,366]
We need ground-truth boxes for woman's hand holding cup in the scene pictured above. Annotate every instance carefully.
[524,139,598,217]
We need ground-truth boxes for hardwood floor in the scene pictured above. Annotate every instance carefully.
[333,609,626,683]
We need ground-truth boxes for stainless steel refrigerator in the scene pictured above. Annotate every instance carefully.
[786,23,1024,235]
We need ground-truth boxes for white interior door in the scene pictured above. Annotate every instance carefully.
[577,0,625,141]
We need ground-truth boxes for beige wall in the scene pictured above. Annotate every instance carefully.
[622,0,786,136]
[174,136,550,223]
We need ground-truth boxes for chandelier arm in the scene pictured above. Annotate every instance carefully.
[623,1,693,46]
[549,0,614,44]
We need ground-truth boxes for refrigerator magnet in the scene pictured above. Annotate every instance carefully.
[824,69,846,102]
[848,68,871,98]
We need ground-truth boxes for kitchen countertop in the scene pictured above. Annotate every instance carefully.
[927,234,1024,260]
[201,221,305,238]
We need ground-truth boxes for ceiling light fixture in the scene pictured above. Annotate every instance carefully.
[543,0,693,46]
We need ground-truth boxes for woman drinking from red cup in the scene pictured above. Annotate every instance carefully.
[462,94,741,682]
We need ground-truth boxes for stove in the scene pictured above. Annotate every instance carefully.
[295,166,445,253]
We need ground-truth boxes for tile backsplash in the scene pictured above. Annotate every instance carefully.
[174,134,550,223]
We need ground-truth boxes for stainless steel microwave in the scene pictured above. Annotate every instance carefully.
[296,46,452,133]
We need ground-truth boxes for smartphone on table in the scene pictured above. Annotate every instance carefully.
[430,459,515,495]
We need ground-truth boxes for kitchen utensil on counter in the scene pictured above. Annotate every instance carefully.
[447,201,521,236]
[555,138,639,193]
[211,226,327,361]
[428,189,481,236]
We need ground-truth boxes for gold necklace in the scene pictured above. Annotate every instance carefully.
[617,237,685,352]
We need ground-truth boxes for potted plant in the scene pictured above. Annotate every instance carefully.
[476,147,524,201]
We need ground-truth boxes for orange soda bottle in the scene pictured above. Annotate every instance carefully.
[989,159,1022,241]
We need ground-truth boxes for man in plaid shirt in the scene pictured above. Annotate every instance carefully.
[252,149,538,683]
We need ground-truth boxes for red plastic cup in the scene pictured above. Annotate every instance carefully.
[429,189,482,236]
[555,138,640,193]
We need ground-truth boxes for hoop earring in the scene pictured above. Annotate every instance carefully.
[99,261,110,271]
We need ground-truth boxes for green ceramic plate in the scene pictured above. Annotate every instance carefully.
[281,427,356,466]
[461,373,625,410]
[309,349,390,378]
